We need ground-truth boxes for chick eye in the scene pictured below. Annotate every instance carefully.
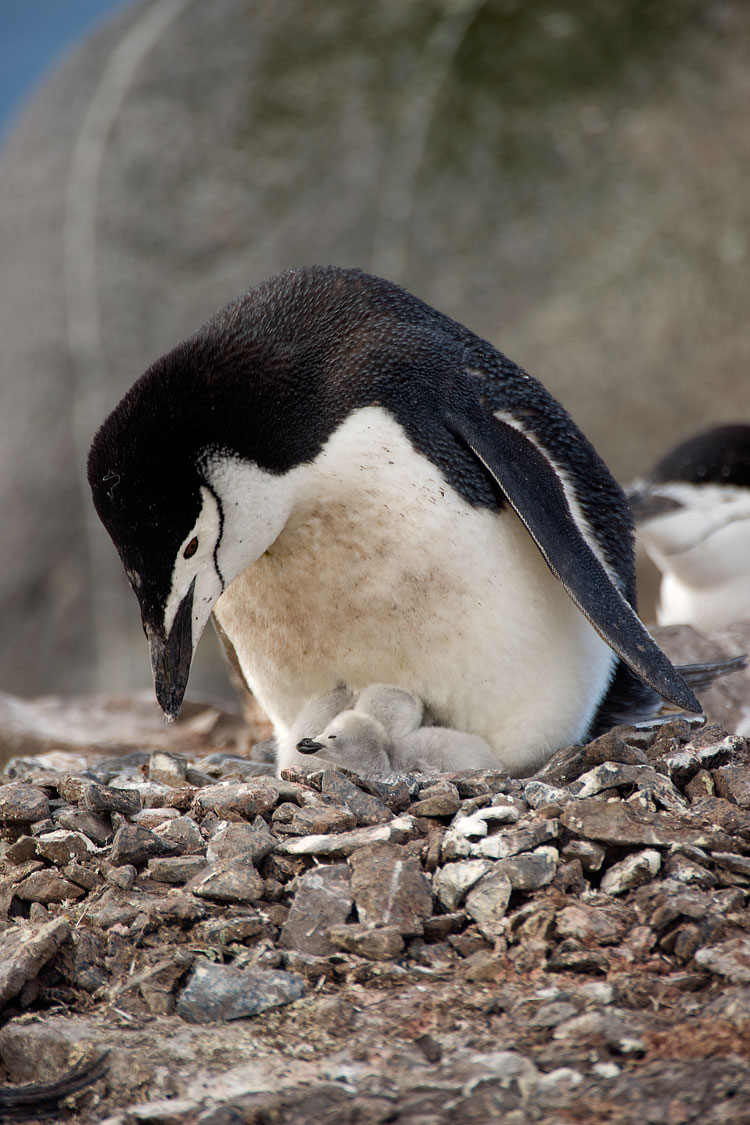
[183,537,199,559]
[328,734,337,740]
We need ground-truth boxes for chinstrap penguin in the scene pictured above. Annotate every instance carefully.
[87,265,700,776]
[296,683,499,776]
[630,424,750,629]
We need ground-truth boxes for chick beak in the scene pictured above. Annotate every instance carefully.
[296,738,324,755]
[147,579,196,721]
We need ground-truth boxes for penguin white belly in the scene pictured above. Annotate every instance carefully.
[213,408,615,775]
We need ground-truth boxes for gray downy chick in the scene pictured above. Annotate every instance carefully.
[297,683,497,776]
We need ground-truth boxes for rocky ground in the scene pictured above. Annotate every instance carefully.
[1,688,750,1123]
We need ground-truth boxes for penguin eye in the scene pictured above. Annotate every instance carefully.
[183,537,199,559]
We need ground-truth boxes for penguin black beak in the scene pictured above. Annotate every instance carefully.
[147,579,195,721]
[296,738,324,755]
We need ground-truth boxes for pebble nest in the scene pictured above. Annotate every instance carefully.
[1,712,750,1122]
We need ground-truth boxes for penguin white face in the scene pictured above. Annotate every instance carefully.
[149,456,301,719]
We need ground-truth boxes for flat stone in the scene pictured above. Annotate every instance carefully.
[103,862,136,890]
[147,855,208,884]
[690,797,750,839]
[177,962,304,1023]
[464,869,513,924]
[153,814,205,854]
[327,923,404,961]
[714,766,750,809]
[122,781,173,809]
[148,751,189,787]
[0,918,70,1008]
[4,836,38,864]
[133,807,182,828]
[206,818,276,864]
[358,776,413,812]
[524,781,570,809]
[570,762,687,811]
[560,798,733,850]
[525,1001,580,1028]
[13,870,85,903]
[349,844,432,935]
[471,819,560,859]
[320,771,392,826]
[547,947,610,974]
[600,850,662,895]
[273,815,416,857]
[561,839,605,872]
[554,904,626,946]
[53,806,111,845]
[85,889,206,929]
[280,864,354,956]
[433,860,495,911]
[411,782,461,818]
[192,783,278,821]
[61,862,97,890]
[81,780,141,816]
[685,770,715,802]
[188,855,265,903]
[711,852,750,878]
[695,937,750,983]
[34,829,95,866]
[0,784,49,823]
[423,912,467,940]
[195,915,268,946]
[495,847,559,891]
[584,731,650,768]
[282,805,358,835]
[663,853,717,887]
[452,804,521,839]
[110,823,181,867]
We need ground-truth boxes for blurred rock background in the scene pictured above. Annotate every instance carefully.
[0,0,748,704]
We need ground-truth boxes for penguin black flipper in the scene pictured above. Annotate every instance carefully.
[445,408,701,714]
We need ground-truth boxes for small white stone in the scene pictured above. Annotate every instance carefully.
[593,1061,621,1079]
[600,849,661,895]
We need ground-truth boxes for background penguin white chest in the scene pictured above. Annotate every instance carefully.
[212,407,615,775]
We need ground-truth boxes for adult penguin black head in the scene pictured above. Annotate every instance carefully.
[88,266,700,772]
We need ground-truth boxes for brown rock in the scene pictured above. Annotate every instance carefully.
[147,855,208,884]
[320,771,392,826]
[713,766,750,809]
[4,836,38,864]
[583,731,649,768]
[0,783,49,824]
[188,856,265,904]
[274,816,416,857]
[34,829,94,866]
[349,844,432,935]
[192,782,278,820]
[281,864,353,956]
[327,923,404,961]
[206,818,276,864]
[559,798,734,850]
[464,869,512,925]
[13,870,85,904]
[283,806,357,836]
[0,918,71,1008]
[411,782,461,818]
[110,823,181,867]
[555,904,627,946]
[81,780,141,816]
